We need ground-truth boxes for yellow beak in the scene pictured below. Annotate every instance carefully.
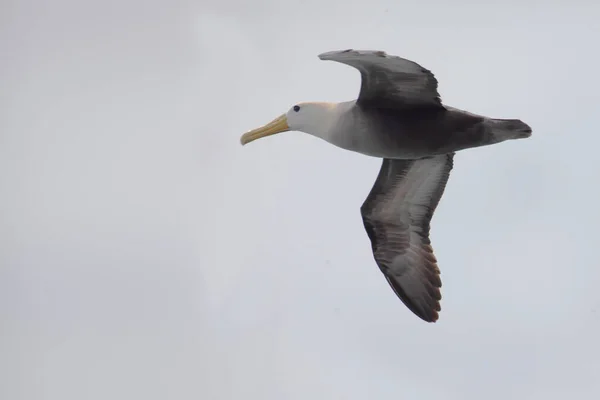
[240,114,289,145]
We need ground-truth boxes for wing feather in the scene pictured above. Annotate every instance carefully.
[360,153,454,322]
[319,49,443,110]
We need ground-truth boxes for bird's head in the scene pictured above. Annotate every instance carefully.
[240,102,339,145]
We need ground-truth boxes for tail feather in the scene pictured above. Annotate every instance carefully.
[489,118,532,141]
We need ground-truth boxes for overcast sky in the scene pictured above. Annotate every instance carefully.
[2,1,600,399]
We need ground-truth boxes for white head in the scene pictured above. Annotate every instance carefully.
[240,102,340,145]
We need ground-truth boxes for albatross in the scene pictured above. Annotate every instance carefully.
[239,49,532,323]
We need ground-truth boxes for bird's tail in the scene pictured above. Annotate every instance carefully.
[488,118,533,141]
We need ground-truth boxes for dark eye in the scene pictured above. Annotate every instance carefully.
[293,105,300,112]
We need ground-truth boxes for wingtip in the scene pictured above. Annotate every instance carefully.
[417,309,439,323]
[317,49,350,60]
[418,306,440,323]
[318,49,389,60]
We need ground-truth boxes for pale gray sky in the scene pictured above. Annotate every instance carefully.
[2,1,600,399]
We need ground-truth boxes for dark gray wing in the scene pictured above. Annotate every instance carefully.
[318,49,443,110]
[360,153,455,322]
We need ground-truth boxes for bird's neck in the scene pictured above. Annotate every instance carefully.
[301,101,355,143]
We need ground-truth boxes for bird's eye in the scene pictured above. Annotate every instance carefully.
[293,105,300,112]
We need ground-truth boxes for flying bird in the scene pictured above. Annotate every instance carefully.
[240,49,532,323]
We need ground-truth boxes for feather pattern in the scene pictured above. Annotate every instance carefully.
[319,49,443,109]
[360,153,454,322]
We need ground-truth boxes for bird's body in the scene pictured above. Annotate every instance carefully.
[240,49,532,323]
[310,101,529,159]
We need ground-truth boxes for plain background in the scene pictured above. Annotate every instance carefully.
[2,0,600,399]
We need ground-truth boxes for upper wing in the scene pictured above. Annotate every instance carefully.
[360,153,455,322]
[318,49,443,110]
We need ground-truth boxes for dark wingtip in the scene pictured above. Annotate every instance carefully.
[418,309,439,323]
[384,275,441,323]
